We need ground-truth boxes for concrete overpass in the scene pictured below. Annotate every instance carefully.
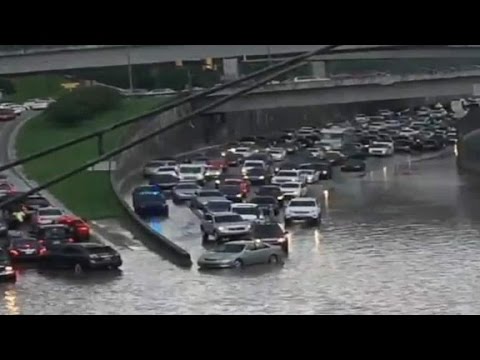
[201,70,480,113]
[0,45,479,76]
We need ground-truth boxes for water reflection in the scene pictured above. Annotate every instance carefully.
[3,287,20,315]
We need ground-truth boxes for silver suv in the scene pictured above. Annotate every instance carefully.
[201,212,252,242]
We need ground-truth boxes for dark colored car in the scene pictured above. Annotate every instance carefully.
[244,167,271,185]
[274,162,298,174]
[256,185,285,204]
[40,243,122,272]
[325,152,346,166]
[410,139,425,152]
[219,184,245,203]
[190,189,226,212]
[132,185,169,217]
[394,140,413,153]
[0,249,15,282]
[23,194,51,217]
[8,236,46,261]
[31,224,74,249]
[171,182,201,203]
[341,159,366,172]
[224,152,243,167]
[245,152,273,166]
[423,139,442,151]
[252,222,289,253]
[143,159,176,177]
[430,134,448,148]
[251,196,280,216]
[148,174,180,190]
[299,162,332,180]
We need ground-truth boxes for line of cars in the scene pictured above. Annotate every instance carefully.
[0,176,121,282]
[136,104,456,270]
[0,98,55,122]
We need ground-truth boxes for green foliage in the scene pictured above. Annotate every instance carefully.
[0,78,15,95]
[45,86,121,126]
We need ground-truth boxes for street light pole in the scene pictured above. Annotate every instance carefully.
[127,46,134,92]
[267,45,272,65]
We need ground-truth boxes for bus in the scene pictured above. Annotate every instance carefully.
[320,127,354,150]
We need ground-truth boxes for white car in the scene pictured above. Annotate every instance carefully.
[299,169,320,184]
[232,147,255,158]
[267,148,287,162]
[34,207,65,225]
[241,160,267,175]
[205,165,222,179]
[271,170,302,185]
[368,142,394,157]
[355,114,369,123]
[399,128,419,137]
[280,182,308,198]
[30,101,50,110]
[378,109,394,118]
[178,164,205,183]
[152,166,178,177]
[284,198,321,225]
[231,203,263,222]
[306,147,325,158]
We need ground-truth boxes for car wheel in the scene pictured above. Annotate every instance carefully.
[74,263,83,274]
[233,259,243,269]
[202,231,209,242]
[268,254,280,264]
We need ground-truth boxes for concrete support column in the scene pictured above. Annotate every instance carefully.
[310,61,327,78]
[222,57,240,81]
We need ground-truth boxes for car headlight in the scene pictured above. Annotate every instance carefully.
[218,227,226,232]
[5,266,13,272]
[221,151,226,157]
[259,176,265,180]
[236,194,243,198]
[275,168,279,172]
[215,180,220,184]
[277,195,284,200]
[246,224,251,230]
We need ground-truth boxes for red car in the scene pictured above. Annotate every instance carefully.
[0,109,16,122]
[207,158,228,172]
[224,178,251,196]
[57,215,91,242]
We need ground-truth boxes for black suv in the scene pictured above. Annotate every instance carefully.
[40,243,122,272]
[252,221,289,253]
[31,224,73,249]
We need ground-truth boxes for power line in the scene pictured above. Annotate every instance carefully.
[0,45,341,209]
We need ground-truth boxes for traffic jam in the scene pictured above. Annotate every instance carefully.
[134,103,458,270]
[0,184,122,282]
[0,98,55,121]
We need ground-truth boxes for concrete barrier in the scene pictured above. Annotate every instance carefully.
[457,107,480,175]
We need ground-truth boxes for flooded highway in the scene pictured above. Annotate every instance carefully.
[4,148,480,315]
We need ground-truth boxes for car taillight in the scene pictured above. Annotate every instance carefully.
[39,240,45,245]
[39,247,47,255]
[10,250,19,256]
[68,238,75,243]
[78,226,89,233]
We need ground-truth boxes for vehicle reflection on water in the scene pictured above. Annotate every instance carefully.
[3,150,480,314]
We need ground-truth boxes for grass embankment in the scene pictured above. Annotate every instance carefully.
[17,97,162,220]
[8,75,68,102]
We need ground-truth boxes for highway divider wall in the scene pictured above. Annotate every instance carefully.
[457,107,480,175]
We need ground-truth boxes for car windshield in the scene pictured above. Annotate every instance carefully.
[278,171,297,177]
[252,197,275,205]
[232,207,258,215]
[0,183,11,191]
[180,167,202,174]
[258,187,280,195]
[245,162,263,168]
[39,209,62,216]
[176,184,198,190]
[207,202,231,212]
[213,244,245,253]
[219,185,240,194]
[199,191,222,197]
[247,168,265,175]
[215,215,243,223]
[150,175,179,183]
[44,227,69,238]
[147,161,169,167]
[12,238,36,247]
[25,197,50,207]
[290,201,316,207]
[86,246,116,255]
[282,183,300,189]
[136,191,164,201]
[253,224,284,238]
[300,170,314,175]
[236,148,249,153]
[225,179,241,185]
[269,149,282,154]
[157,167,176,172]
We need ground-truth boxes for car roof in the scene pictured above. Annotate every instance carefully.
[212,212,238,217]
[231,203,258,208]
[38,206,62,211]
[290,197,316,202]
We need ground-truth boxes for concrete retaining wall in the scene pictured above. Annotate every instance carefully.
[457,107,480,175]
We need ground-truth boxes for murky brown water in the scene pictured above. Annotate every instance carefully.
[4,149,480,314]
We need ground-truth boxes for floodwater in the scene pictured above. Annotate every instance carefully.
[4,148,480,315]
